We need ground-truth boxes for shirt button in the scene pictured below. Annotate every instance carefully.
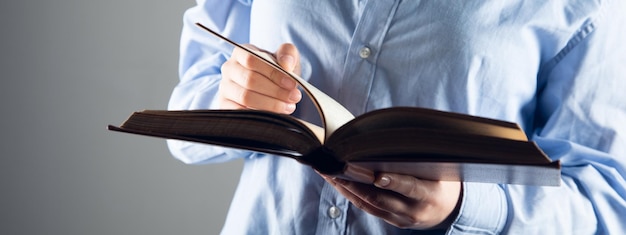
[328,206,341,219]
[359,46,371,59]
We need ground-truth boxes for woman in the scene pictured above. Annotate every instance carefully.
[168,0,626,234]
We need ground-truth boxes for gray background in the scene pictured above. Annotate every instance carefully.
[0,1,243,234]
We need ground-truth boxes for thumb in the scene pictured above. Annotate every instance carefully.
[275,43,301,74]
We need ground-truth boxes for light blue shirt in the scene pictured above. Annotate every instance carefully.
[168,0,626,234]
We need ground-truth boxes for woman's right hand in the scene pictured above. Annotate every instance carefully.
[218,43,302,114]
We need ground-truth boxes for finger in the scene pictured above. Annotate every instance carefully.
[232,45,295,90]
[334,177,408,210]
[275,43,301,75]
[331,177,415,215]
[319,175,396,218]
[327,177,425,229]
[374,173,429,200]
[222,59,302,104]
[216,95,246,110]
[218,77,297,113]
[374,173,462,228]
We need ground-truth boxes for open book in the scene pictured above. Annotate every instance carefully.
[108,23,561,186]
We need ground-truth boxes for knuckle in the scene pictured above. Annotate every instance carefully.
[392,222,413,230]
[220,63,232,78]
[221,61,239,81]
[363,194,385,208]
[268,67,279,81]
[239,53,258,68]
[272,102,285,113]
[383,217,420,230]
[218,90,239,110]
[408,185,422,197]
[222,81,246,105]
[407,204,437,229]
[237,89,253,105]
[351,200,367,211]
[239,70,255,88]
[280,89,296,102]
[221,59,234,71]
[406,215,424,227]
[218,80,234,97]
[405,179,427,198]
[392,214,426,230]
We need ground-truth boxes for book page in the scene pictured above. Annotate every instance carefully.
[294,118,325,143]
[195,23,355,142]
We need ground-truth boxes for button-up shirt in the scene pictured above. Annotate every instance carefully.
[168,0,626,234]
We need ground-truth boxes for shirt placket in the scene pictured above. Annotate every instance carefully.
[338,0,400,116]
[315,1,400,234]
[314,183,349,234]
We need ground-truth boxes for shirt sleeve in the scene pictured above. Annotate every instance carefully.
[167,0,255,164]
[448,1,626,234]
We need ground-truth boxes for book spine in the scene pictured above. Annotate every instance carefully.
[298,147,346,175]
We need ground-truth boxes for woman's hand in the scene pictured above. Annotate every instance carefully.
[218,43,302,114]
[321,172,462,230]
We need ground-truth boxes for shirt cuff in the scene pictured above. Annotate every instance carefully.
[447,182,507,235]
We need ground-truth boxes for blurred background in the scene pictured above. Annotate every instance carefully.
[0,1,243,234]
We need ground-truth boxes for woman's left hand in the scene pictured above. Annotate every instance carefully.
[320,172,462,230]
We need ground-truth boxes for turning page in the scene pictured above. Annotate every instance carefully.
[195,23,355,142]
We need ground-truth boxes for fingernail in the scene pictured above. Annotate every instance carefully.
[375,175,391,188]
[278,55,295,70]
[281,77,296,89]
[288,89,302,102]
[285,103,296,113]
